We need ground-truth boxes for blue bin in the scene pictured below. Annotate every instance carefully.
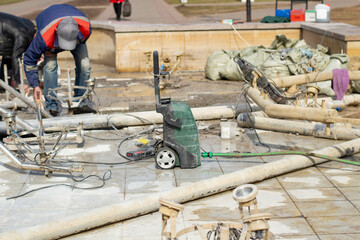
[275,9,291,19]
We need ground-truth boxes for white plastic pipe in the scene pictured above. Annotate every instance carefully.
[237,112,360,140]
[245,84,339,123]
[271,71,360,88]
[2,138,360,240]
[0,100,27,109]
[296,95,360,110]
[0,105,238,133]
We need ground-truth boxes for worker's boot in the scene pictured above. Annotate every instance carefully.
[74,98,97,114]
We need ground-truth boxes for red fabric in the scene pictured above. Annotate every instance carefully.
[110,0,125,3]
[41,17,90,49]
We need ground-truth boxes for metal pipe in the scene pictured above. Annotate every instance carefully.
[271,71,360,88]
[18,58,25,96]
[0,100,27,109]
[0,141,73,173]
[3,64,10,101]
[0,106,37,135]
[0,105,237,133]
[237,112,360,140]
[0,79,52,118]
[1,138,360,239]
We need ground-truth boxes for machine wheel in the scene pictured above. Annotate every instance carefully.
[156,147,177,169]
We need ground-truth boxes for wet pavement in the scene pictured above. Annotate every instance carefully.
[0,0,360,239]
[0,124,359,239]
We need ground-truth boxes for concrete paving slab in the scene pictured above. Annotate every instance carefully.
[0,209,67,231]
[327,175,360,187]
[120,211,168,240]
[255,178,283,190]
[125,179,176,194]
[257,188,302,218]
[0,124,359,239]
[182,203,240,222]
[219,159,263,174]
[277,167,334,189]
[126,160,174,182]
[0,166,29,184]
[338,187,360,201]
[0,198,14,211]
[174,161,223,183]
[307,215,360,234]
[17,182,74,197]
[282,134,343,152]
[274,236,319,240]
[288,188,347,201]
[296,200,360,217]
[269,217,316,237]
[102,167,126,182]
[353,200,360,210]
[62,222,123,240]
[182,191,239,222]
[318,234,360,240]
[124,193,151,201]
[0,183,24,198]
[68,194,125,209]
[25,172,76,184]
[11,194,72,211]
[317,161,360,176]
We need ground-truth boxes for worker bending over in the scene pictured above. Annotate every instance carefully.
[24,4,96,116]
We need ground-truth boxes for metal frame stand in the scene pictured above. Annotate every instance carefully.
[47,69,98,116]
[159,184,274,240]
[0,107,84,176]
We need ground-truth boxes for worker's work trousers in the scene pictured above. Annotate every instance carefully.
[43,43,91,112]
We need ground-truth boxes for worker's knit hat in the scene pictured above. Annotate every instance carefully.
[57,17,79,50]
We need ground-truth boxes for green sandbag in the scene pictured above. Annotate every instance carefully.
[205,50,242,81]
[261,16,290,23]
[204,34,350,88]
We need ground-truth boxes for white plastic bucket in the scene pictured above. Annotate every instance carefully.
[220,120,237,139]
[315,4,330,23]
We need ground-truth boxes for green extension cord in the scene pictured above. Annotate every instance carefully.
[201,151,360,166]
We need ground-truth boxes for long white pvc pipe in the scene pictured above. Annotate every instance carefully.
[296,95,360,110]
[0,100,27,109]
[2,138,360,240]
[271,71,360,88]
[237,112,360,140]
[0,105,239,133]
[245,84,340,123]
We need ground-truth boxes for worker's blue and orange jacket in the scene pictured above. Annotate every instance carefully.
[24,4,91,88]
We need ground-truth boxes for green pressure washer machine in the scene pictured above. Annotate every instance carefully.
[153,50,201,169]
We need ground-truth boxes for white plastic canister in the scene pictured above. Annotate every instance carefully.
[315,4,330,23]
[220,119,237,139]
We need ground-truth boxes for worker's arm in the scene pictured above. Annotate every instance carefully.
[23,33,47,88]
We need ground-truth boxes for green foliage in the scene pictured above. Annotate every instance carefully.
[0,0,24,5]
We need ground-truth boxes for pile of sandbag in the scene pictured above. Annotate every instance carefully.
[205,34,349,84]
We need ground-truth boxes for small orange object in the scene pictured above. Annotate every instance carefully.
[290,9,306,22]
